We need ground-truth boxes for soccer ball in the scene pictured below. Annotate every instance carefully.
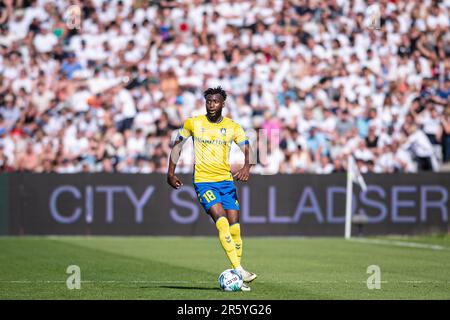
[218,269,243,292]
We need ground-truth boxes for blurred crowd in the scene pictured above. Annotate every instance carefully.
[0,0,449,174]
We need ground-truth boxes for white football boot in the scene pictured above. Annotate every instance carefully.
[235,266,258,283]
[240,283,251,292]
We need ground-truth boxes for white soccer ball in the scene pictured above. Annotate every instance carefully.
[218,269,243,292]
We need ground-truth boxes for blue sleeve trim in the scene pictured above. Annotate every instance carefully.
[238,140,249,146]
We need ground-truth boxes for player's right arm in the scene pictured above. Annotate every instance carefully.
[167,139,184,189]
[167,118,193,189]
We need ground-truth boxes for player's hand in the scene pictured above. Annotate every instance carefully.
[233,165,250,182]
[167,175,183,189]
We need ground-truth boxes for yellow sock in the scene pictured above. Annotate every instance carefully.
[215,217,240,269]
[229,223,242,265]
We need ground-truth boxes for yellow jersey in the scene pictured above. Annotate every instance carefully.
[177,115,248,183]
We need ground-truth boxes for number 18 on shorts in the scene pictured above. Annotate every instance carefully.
[193,181,240,212]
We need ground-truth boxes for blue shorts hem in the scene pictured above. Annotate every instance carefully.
[193,181,240,213]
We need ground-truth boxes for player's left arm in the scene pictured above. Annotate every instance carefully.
[232,124,253,182]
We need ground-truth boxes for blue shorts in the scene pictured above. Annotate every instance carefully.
[193,180,240,213]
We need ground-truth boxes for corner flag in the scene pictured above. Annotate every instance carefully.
[345,156,367,239]
[348,156,367,192]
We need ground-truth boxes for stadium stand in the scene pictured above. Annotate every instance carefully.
[0,0,449,174]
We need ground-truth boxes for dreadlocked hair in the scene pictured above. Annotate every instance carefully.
[203,86,227,101]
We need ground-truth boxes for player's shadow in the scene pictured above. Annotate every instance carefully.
[141,285,218,291]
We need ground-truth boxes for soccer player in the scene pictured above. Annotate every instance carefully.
[167,87,257,292]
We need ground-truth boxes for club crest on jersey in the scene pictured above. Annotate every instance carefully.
[220,128,226,136]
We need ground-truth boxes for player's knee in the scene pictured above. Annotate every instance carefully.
[208,203,226,219]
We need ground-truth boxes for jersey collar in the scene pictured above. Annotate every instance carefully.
[205,114,224,124]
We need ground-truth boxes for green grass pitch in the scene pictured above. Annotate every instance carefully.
[0,235,449,299]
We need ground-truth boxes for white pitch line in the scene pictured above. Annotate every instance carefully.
[1,280,448,284]
[0,280,208,284]
[349,238,449,251]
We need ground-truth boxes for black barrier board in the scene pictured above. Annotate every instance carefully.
[5,173,449,236]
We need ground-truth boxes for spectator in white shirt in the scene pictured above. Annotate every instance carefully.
[315,155,335,174]
[112,85,137,133]
[126,128,146,158]
[402,125,437,171]
[33,25,58,53]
